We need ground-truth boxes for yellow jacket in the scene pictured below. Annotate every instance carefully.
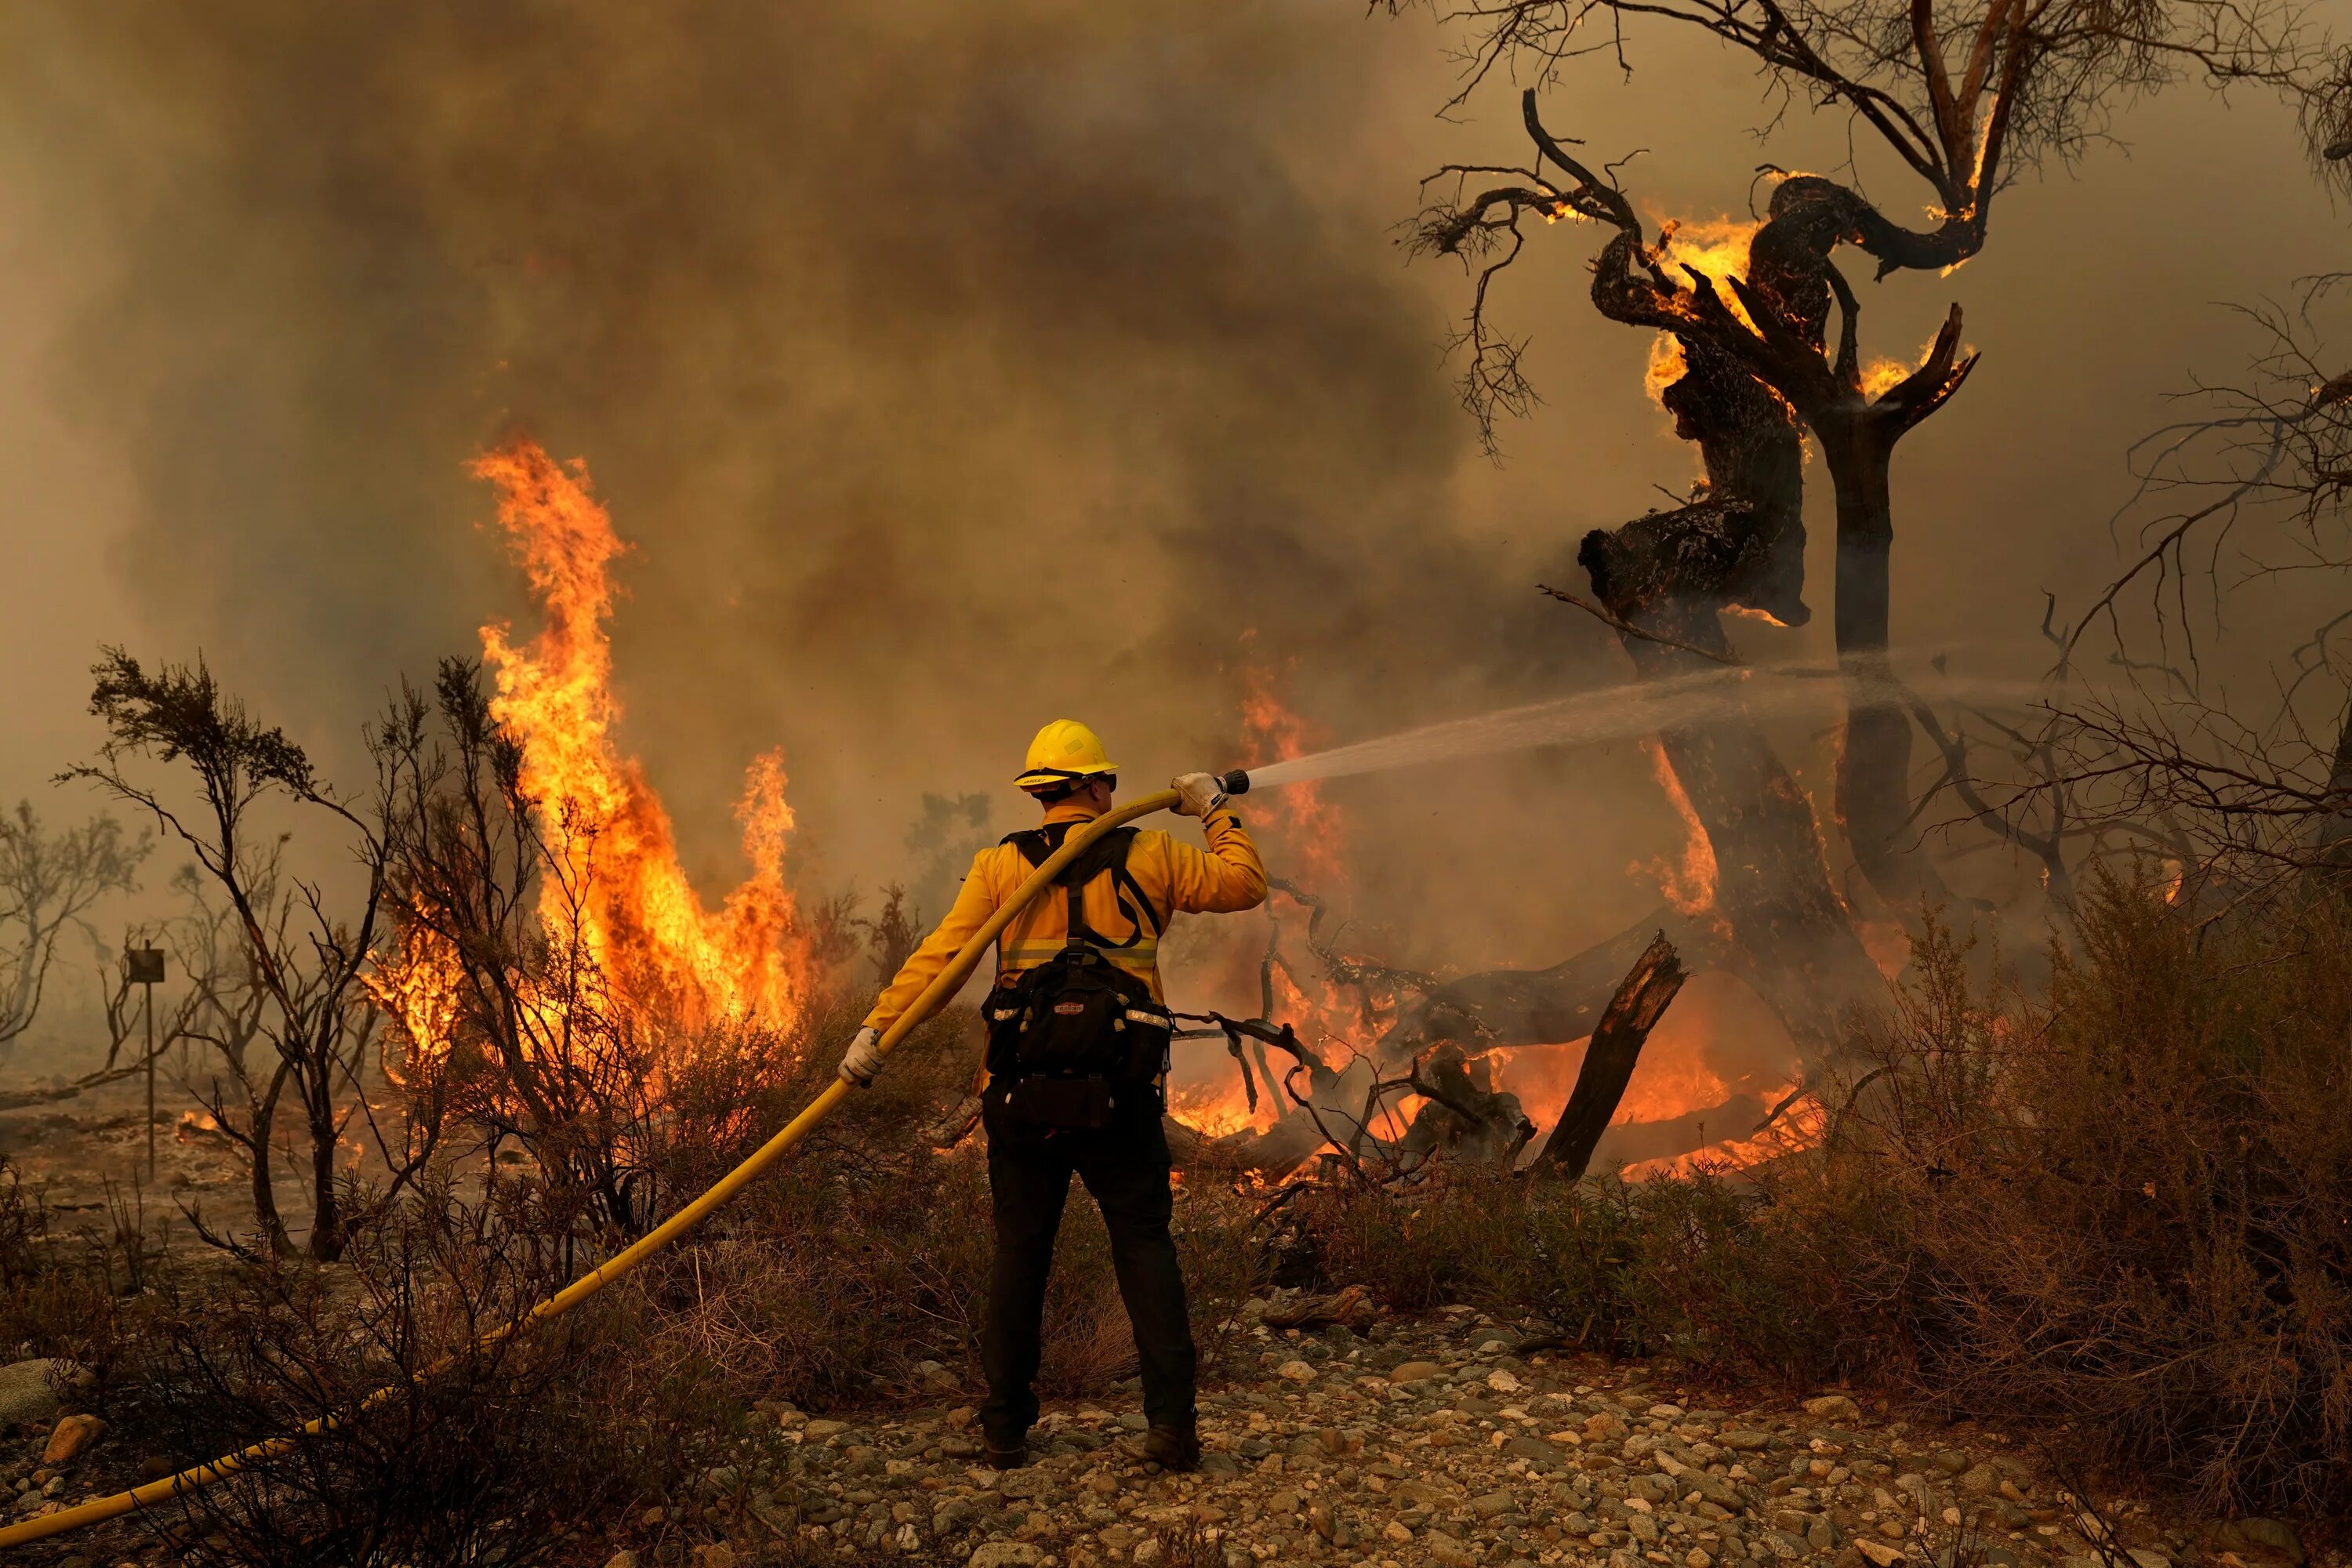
[862,798,1268,1034]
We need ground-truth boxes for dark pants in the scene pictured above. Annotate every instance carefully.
[978,1088,1196,1446]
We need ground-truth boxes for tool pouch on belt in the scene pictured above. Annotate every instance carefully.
[985,824,1172,1130]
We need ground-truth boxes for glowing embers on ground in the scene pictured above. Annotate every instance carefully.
[1478,971,1809,1175]
[379,441,817,1076]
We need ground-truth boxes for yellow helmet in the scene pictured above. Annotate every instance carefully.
[1014,719,1119,791]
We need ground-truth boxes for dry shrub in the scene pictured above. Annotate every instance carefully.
[1761,876,2352,1516]
[647,1141,1265,1410]
[136,1180,716,1568]
[1290,1163,1823,1372]
[655,1002,979,1194]
[0,1158,125,1373]
[1145,1519,1231,1568]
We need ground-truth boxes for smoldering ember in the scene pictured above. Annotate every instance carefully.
[3,6,2352,1568]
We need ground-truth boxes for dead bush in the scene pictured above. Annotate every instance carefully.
[1289,1163,1829,1375]
[134,1179,713,1568]
[0,1158,125,1374]
[1759,879,2352,1517]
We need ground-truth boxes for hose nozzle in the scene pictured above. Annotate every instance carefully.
[1218,768,1251,797]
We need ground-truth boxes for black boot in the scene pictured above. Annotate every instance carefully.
[985,1435,1029,1471]
[1141,1425,1199,1472]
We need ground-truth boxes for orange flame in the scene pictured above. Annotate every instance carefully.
[1619,1087,1815,1180]
[1165,1080,1264,1141]
[1640,216,1761,410]
[1860,358,1912,399]
[1236,663,1377,1056]
[1238,663,1348,895]
[1637,736,1718,916]
[1159,658,1377,1137]
[470,441,814,1035]
[1652,216,1761,331]
[374,441,816,1083]
[1645,334,1689,408]
[374,924,464,1087]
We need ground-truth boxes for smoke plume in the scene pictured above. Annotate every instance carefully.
[1,2,1612,912]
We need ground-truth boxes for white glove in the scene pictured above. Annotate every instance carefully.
[839,1025,884,1087]
[1171,772,1228,819]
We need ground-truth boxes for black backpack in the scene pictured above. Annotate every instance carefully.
[984,824,1174,1128]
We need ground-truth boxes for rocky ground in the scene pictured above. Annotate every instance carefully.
[0,1296,2321,1567]
[585,1300,2320,1568]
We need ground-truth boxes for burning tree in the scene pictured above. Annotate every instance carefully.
[1386,0,2352,1099]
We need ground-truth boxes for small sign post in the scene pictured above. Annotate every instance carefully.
[125,948,166,1179]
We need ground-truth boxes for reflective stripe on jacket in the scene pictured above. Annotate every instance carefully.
[861,798,1268,1035]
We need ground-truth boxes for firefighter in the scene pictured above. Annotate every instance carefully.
[838,720,1266,1471]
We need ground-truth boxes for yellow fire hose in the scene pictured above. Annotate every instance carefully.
[0,782,1224,1551]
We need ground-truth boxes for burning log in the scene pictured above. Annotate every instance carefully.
[1163,1087,1367,1178]
[1397,1042,1534,1168]
[1164,1012,1388,1178]
[918,1091,983,1151]
[1531,932,1686,1178]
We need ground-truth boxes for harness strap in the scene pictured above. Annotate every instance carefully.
[1004,824,1163,953]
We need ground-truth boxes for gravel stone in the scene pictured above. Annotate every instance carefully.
[648,1314,2268,1568]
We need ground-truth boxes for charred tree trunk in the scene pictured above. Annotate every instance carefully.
[306,1091,344,1263]
[1702,180,1979,915]
[249,1068,292,1256]
[1815,386,1955,911]
[1533,933,1686,1178]
[1628,641,1881,1053]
